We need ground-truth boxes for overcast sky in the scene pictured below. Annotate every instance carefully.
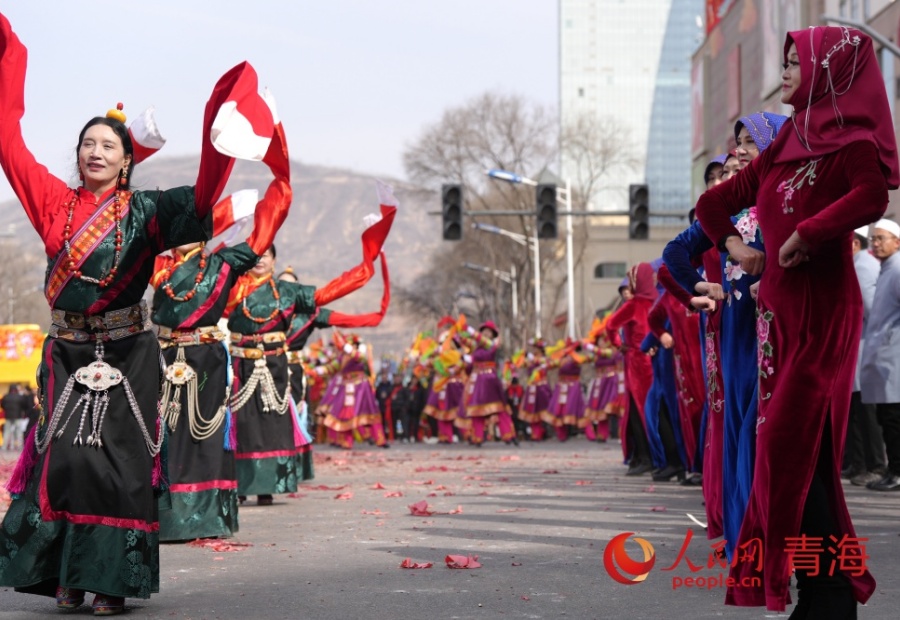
[0,1,558,203]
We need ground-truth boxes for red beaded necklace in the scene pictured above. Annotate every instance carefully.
[161,246,208,302]
[62,190,124,288]
[241,276,281,323]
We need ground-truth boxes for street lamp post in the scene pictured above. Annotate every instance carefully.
[463,262,518,324]
[472,222,540,337]
[486,168,575,339]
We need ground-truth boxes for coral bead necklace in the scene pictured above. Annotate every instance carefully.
[161,247,208,302]
[63,191,125,288]
[242,276,281,323]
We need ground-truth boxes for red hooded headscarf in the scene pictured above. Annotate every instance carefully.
[628,263,657,302]
[773,26,899,189]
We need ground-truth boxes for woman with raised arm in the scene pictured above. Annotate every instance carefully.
[696,27,897,617]
[0,12,272,615]
[228,190,395,499]
[150,123,291,542]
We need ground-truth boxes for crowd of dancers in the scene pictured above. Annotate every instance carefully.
[0,11,897,619]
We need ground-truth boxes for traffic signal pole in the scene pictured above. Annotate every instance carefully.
[563,178,575,340]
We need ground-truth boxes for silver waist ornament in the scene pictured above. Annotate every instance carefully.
[160,345,227,441]
[35,341,163,456]
[230,347,291,415]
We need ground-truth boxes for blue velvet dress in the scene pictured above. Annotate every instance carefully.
[663,218,761,559]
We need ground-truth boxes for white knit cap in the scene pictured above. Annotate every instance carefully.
[854,225,869,238]
[873,219,900,239]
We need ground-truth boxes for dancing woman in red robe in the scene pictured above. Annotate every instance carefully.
[697,27,898,617]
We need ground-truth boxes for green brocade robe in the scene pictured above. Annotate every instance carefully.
[228,280,316,495]
[0,187,210,599]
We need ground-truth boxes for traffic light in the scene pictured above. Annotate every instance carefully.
[441,184,463,241]
[629,184,649,240]
[535,184,558,239]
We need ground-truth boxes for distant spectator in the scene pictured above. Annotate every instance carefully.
[845,226,887,486]
[1,384,29,451]
[860,219,900,491]
[506,377,525,438]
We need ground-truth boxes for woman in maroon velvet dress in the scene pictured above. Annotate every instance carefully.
[696,27,898,617]
[605,263,657,474]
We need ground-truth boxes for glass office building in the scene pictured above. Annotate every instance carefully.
[560,0,703,214]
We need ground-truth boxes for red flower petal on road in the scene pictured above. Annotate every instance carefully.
[334,492,354,500]
[643,484,656,493]
[408,500,434,516]
[361,509,387,515]
[400,558,433,569]
[499,455,520,461]
[574,480,593,486]
[650,506,667,512]
[384,491,404,498]
[448,505,463,514]
[370,482,386,490]
[445,554,481,569]
[542,469,559,474]
[187,539,252,552]
[521,595,530,600]
[405,480,434,485]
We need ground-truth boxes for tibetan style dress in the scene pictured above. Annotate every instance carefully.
[697,125,891,611]
[519,358,550,441]
[151,244,258,540]
[152,140,292,538]
[458,335,514,444]
[285,310,331,479]
[228,278,317,496]
[0,16,247,599]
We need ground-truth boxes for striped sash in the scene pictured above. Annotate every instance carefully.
[45,191,131,306]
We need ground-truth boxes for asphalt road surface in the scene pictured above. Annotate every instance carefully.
[1,439,897,619]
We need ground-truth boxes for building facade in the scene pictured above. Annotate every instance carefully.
[560,0,703,215]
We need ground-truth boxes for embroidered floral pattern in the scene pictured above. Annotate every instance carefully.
[756,308,775,401]
[734,207,761,244]
[776,159,820,214]
[705,331,723,413]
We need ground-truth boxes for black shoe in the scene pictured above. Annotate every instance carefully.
[841,465,863,480]
[652,464,686,482]
[867,474,900,491]
[626,461,652,476]
[680,473,703,486]
[380,443,390,449]
[257,494,274,506]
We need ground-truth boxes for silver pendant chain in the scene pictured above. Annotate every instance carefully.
[36,341,163,456]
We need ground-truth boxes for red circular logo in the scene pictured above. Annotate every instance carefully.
[603,532,656,585]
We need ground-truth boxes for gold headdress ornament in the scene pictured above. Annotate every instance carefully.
[106,102,126,123]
